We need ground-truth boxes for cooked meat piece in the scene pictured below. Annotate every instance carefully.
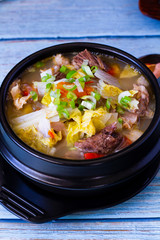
[137,76,149,87]
[14,95,30,110]
[53,54,70,66]
[153,63,160,79]
[75,123,123,154]
[72,49,108,71]
[10,80,21,99]
[133,84,149,117]
[121,112,138,129]
[55,72,66,80]
[10,80,31,110]
[51,122,66,132]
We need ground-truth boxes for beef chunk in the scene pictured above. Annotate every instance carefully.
[55,72,66,80]
[75,123,123,155]
[72,49,108,71]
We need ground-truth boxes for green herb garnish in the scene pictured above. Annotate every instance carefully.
[30,91,38,101]
[120,96,131,108]
[57,102,70,119]
[118,118,123,124]
[91,66,98,73]
[67,91,77,100]
[60,65,67,73]
[91,91,101,101]
[70,99,76,109]
[50,89,61,105]
[63,84,77,91]
[45,83,52,92]
[36,61,45,68]
[106,98,112,111]
[41,73,55,82]
[116,105,125,114]
[66,70,77,79]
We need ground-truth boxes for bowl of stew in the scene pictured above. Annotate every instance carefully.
[0,42,160,194]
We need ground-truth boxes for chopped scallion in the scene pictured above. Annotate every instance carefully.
[35,61,45,68]
[116,105,125,114]
[81,65,94,77]
[30,91,38,101]
[60,65,67,73]
[67,91,77,100]
[81,100,96,110]
[50,89,61,105]
[120,96,131,108]
[91,91,101,101]
[91,66,98,73]
[45,83,52,92]
[57,103,70,119]
[63,84,77,91]
[67,78,75,83]
[106,98,112,111]
[78,104,85,111]
[118,118,123,124]
[70,99,75,109]
[66,70,77,79]
[41,73,55,82]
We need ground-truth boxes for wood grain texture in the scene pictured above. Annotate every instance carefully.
[0,0,160,237]
[0,0,160,39]
[0,219,160,240]
[1,37,160,84]
[0,169,159,220]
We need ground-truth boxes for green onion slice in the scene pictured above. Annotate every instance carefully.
[60,65,67,73]
[41,73,55,82]
[91,91,101,101]
[67,78,75,83]
[120,96,131,108]
[66,70,77,79]
[118,118,123,124]
[50,89,61,105]
[81,100,96,110]
[81,65,94,77]
[78,104,85,111]
[70,99,75,109]
[91,66,98,73]
[63,84,77,91]
[30,91,38,101]
[116,105,125,114]
[35,61,45,68]
[57,103,70,119]
[106,98,112,111]
[67,91,77,100]
[45,83,52,92]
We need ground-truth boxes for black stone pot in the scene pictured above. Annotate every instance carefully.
[0,43,160,222]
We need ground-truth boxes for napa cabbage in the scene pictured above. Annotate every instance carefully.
[66,107,117,146]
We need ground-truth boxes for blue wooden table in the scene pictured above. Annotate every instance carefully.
[0,0,160,239]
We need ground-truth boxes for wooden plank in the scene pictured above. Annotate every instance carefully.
[1,37,160,83]
[0,0,160,39]
[0,219,160,239]
[0,169,160,220]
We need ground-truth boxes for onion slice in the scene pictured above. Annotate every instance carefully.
[95,68,120,88]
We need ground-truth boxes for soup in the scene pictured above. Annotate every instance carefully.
[5,49,155,160]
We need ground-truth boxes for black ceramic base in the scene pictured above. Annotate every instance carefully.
[0,152,159,223]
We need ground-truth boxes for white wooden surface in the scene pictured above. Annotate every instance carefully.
[0,0,160,239]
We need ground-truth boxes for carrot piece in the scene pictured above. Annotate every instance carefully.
[48,130,55,139]
[84,152,105,159]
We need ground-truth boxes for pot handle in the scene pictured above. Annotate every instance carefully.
[0,159,76,223]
